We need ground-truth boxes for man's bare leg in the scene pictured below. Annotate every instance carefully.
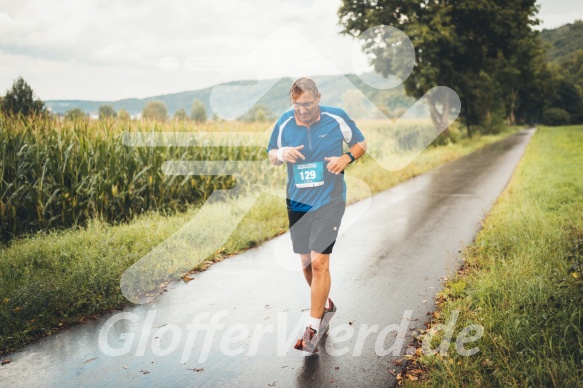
[310,251,330,320]
[300,253,312,286]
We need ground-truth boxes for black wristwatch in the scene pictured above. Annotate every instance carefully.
[345,151,355,164]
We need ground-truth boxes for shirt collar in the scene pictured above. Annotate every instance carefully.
[294,106,321,127]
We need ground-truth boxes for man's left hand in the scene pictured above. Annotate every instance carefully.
[324,155,351,175]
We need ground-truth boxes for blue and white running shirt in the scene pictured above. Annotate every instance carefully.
[267,106,365,212]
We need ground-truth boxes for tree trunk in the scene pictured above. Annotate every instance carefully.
[426,93,450,136]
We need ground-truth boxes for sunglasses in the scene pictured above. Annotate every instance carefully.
[291,101,316,109]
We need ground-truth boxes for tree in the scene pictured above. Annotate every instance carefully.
[1,76,45,116]
[65,108,85,120]
[338,0,541,136]
[339,1,458,130]
[255,108,267,122]
[541,20,583,62]
[241,103,275,122]
[117,109,130,121]
[98,104,116,119]
[190,100,207,123]
[142,100,168,121]
[549,80,583,123]
[560,50,583,97]
[174,108,187,121]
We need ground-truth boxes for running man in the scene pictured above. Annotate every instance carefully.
[267,77,367,352]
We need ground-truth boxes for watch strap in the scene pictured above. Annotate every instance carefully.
[345,151,355,164]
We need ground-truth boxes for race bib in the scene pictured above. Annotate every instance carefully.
[293,162,324,188]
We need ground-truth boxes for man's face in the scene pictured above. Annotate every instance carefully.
[292,92,320,125]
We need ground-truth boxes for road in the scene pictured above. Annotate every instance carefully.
[0,129,535,387]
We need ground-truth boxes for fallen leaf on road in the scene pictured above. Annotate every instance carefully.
[1,359,11,365]
[407,374,419,381]
[182,274,195,282]
[83,357,97,364]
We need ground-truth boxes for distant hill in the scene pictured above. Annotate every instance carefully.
[42,21,583,120]
[541,20,583,62]
[45,72,417,119]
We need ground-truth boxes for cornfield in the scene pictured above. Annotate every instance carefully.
[0,113,273,244]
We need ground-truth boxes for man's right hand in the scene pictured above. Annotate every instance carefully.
[280,145,305,163]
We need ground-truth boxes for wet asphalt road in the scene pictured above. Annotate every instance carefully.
[0,129,534,387]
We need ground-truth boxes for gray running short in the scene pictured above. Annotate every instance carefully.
[287,200,346,254]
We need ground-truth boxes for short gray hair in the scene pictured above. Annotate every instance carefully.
[289,77,320,102]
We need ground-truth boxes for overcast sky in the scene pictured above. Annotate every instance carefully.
[0,0,581,101]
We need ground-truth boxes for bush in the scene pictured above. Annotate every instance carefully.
[393,124,434,151]
[542,108,572,126]
[481,108,506,135]
[431,127,460,147]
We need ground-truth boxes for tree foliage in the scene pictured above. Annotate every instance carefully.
[560,49,583,94]
[190,100,207,123]
[539,22,583,125]
[117,109,130,121]
[541,20,583,62]
[338,0,544,135]
[240,103,275,122]
[98,104,116,119]
[65,108,85,120]
[142,100,168,121]
[1,77,45,116]
[174,108,187,121]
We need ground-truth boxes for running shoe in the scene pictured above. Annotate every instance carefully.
[320,298,337,334]
[294,325,320,353]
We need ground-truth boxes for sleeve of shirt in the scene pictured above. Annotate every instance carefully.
[340,109,365,147]
[267,116,282,153]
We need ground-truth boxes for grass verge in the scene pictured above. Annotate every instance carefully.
[0,125,522,355]
[404,126,583,386]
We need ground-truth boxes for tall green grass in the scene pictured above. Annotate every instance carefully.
[415,126,583,387]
